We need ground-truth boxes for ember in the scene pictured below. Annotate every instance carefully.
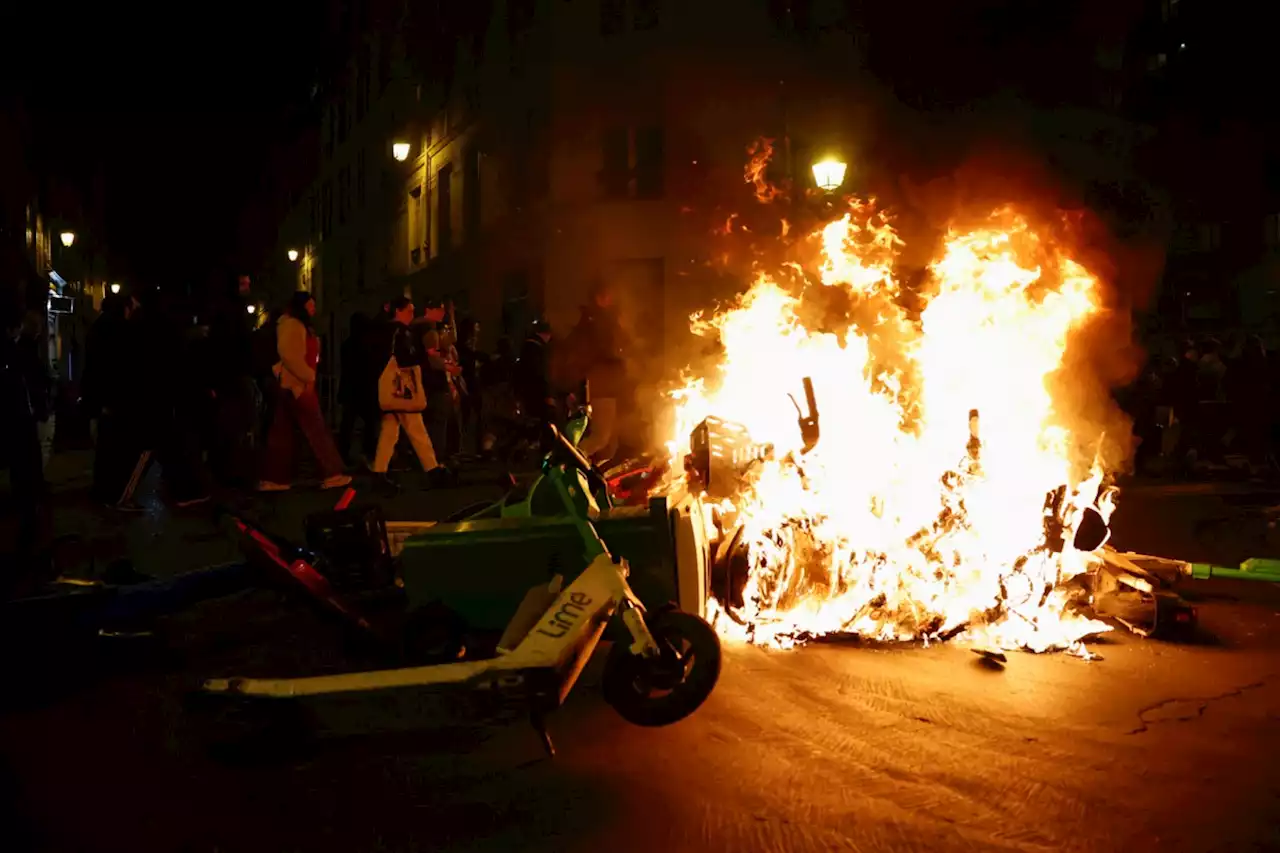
[665,193,1127,656]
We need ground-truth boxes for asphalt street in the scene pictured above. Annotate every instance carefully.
[3,472,1280,852]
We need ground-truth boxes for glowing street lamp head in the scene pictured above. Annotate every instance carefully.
[60,231,76,248]
[287,248,299,262]
[811,158,848,193]
[392,141,410,162]
[246,304,257,315]
[110,283,121,294]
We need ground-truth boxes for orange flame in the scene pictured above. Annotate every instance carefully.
[666,201,1123,657]
[745,137,786,204]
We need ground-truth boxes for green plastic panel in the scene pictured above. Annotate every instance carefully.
[399,498,676,631]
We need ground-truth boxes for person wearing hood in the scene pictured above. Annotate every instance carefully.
[257,291,351,491]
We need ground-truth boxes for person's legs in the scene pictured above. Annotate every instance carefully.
[158,404,211,504]
[291,392,346,479]
[260,389,297,486]
[426,392,450,457]
[92,412,127,503]
[215,382,257,488]
[360,402,380,461]
[337,399,358,463]
[371,412,401,473]
[399,413,441,471]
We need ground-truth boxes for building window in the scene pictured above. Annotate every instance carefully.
[601,0,658,34]
[356,239,367,291]
[463,147,481,241]
[600,126,664,199]
[509,0,535,74]
[356,46,371,120]
[634,126,664,198]
[338,166,351,225]
[356,150,367,208]
[633,0,660,30]
[1200,222,1221,252]
[600,0,625,35]
[321,180,333,238]
[1265,214,1280,249]
[437,163,454,253]
[377,38,391,93]
[509,0,535,33]
[600,127,630,198]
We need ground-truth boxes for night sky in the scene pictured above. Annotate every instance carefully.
[5,2,321,292]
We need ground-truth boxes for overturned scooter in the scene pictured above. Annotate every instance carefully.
[199,423,723,756]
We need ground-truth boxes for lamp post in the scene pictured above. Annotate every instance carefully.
[60,231,76,248]
[287,248,299,262]
[110,283,121,294]
[811,158,848,194]
[391,141,410,162]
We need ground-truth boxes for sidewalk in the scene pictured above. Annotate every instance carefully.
[4,442,505,584]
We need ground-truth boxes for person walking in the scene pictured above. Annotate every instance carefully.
[257,291,351,492]
[371,296,447,488]
[204,274,258,488]
[456,318,486,455]
[516,318,555,424]
[83,292,146,506]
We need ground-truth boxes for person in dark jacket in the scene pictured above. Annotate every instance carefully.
[0,281,51,594]
[83,292,146,506]
[337,312,379,465]
[370,297,443,484]
[204,274,258,487]
[516,318,554,424]
[128,289,212,507]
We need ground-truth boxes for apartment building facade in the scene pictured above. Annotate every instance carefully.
[381,0,874,379]
[276,0,874,379]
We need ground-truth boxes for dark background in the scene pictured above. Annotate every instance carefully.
[2,2,320,288]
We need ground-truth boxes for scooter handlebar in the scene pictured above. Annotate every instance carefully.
[541,423,609,497]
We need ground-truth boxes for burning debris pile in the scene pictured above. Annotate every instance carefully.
[663,185,1135,657]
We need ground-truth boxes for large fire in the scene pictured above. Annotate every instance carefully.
[665,197,1124,656]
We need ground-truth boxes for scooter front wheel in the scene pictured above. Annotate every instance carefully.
[602,610,722,727]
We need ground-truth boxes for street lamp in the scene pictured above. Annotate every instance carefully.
[811,158,848,193]
[392,141,410,162]
[110,283,121,294]
[246,304,257,315]
[60,231,76,248]
[287,248,299,262]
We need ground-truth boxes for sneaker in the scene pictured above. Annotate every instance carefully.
[320,474,353,490]
[426,466,457,488]
[174,495,211,508]
[256,481,291,492]
[372,472,401,494]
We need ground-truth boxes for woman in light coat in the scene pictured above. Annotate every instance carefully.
[257,291,351,491]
